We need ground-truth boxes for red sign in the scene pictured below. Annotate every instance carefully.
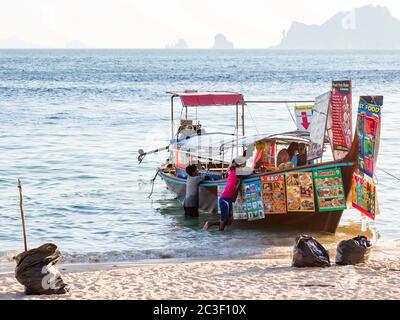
[330,80,352,153]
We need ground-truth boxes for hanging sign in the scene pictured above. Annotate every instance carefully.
[330,80,352,153]
[308,91,331,160]
[243,178,265,221]
[262,174,287,214]
[285,172,315,212]
[295,105,314,132]
[313,168,347,212]
[356,97,383,177]
[351,170,377,220]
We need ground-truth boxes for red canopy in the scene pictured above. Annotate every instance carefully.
[173,91,244,107]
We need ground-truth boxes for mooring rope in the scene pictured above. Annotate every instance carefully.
[148,169,160,199]
[377,167,400,182]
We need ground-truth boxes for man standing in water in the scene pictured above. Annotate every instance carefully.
[184,164,204,217]
[203,156,246,231]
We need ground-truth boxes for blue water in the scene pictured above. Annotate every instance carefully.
[1,49,399,263]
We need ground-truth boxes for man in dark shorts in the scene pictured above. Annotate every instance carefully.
[183,164,204,217]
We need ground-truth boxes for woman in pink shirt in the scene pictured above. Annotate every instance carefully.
[203,156,246,231]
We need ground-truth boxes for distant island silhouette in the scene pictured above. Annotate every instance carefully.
[212,34,234,49]
[273,5,400,49]
[165,39,189,49]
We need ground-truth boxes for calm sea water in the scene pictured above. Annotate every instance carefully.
[1,49,399,263]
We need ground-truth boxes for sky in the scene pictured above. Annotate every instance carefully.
[1,0,400,48]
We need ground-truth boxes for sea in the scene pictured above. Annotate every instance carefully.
[1,49,399,264]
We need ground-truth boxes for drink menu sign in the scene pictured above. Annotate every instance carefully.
[330,80,352,153]
[356,97,383,178]
[262,174,287,214]
[352,170,377,220]
[243,178,265,221]
[313,168,347,212]
[308,91,330,160]
[295,105,314,132]
[285,172,315,212]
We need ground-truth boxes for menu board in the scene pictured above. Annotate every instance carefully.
[331,80,352,151]
[313,168,347,212]
[356,98,383,177]
[285,172,315,212]
[308,91,331,160]
[217,184,247,220]
[243,179,265,221]
[352,170,377,220]
[262,174,287,214]
[295,105,314,132]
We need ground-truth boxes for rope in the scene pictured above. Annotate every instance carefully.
[286,103,296,126]
[148,169,160,199]
[245,104,260,134]
[377,167,400,182]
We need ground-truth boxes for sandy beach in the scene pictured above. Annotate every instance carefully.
[1,244,400,300]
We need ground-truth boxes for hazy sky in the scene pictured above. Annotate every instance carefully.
[1,0,400,48]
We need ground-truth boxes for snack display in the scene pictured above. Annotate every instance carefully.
[313,168,347,212]
[262,174,287,214]
[243,179,265,221]
[352,170,376,220]
[356,100,382,177]
[285,172,315,212]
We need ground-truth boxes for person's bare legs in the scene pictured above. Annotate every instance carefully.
[203,221,220,230]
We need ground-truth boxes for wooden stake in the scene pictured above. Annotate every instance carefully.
[18,178,28,252]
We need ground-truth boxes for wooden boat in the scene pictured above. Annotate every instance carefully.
[142,89,381,233]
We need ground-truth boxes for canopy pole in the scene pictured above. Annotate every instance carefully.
[170,96,174,140]
[17,178,28,252]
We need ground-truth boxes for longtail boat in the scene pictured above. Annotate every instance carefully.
[140,83,383,233]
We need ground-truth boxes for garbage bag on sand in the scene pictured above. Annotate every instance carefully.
[292,235,330,268]
[336,236,372,265]
[14,243,69,295]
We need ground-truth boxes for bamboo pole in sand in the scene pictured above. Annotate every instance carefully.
[18,178,28,252]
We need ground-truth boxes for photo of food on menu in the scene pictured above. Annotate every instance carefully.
[285,172,315,212]
[314,168,347,212]
[262,174,287,214]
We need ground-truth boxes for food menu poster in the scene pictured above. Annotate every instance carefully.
[218,185,247,220]
[351,171,376,220]
[243,179,265,221]
[285,172,315,212]
[356,99,383,178]
[331,80,352,151]
[262,174,287,214]
[313,168,347,212]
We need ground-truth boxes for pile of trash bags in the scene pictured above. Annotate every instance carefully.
[292,235,371,268]
[14,243,69,295]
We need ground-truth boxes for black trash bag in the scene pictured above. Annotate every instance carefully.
[14,243,69,295]
[336,236,372,265]
[292,235,330,267]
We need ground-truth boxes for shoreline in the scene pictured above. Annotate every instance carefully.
[1,244,400,300]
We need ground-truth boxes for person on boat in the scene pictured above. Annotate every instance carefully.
[287,142,299,166]
[276,148,293,170]
[297,143,308,166]
[203,156,246,231]
[183,164,204,217]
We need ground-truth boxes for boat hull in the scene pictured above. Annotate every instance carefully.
[159,169,346,233]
